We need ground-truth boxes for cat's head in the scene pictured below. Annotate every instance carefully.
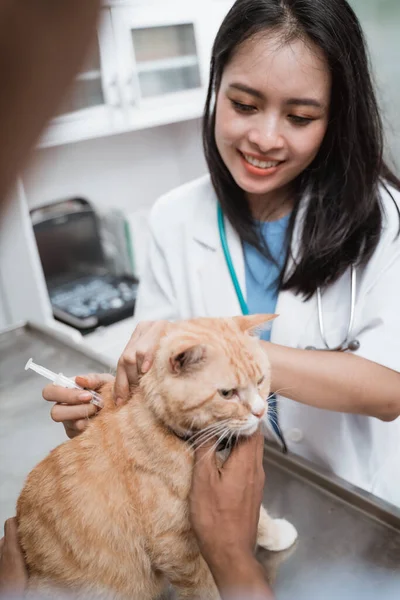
[141,315,276,442]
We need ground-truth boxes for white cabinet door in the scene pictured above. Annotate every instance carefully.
[36,1,234,146]
[111,2,208,129]
[39,9,123,148]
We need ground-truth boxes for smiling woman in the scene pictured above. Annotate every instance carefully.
[43,0,400,508]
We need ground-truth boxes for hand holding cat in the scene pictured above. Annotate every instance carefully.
[189,432,274,599]
[42,320,168,439]
[114,319,169,406]
[0,518,27,596]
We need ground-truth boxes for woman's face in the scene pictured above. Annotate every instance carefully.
[215,32,331,203]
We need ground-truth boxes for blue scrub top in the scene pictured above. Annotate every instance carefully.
[243,213,291,341]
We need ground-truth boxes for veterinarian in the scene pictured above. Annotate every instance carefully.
[46,0,400,508]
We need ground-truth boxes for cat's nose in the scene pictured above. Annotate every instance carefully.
[251,395,266,419]
[252,407,266,419]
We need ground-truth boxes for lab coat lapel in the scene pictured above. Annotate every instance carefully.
[193,196,244,317]
[271,199,317,348]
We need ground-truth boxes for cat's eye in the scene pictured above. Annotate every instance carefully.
[257,376,265,386]
[218,389,236,400]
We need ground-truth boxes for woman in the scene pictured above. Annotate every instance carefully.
[45,0,400,505]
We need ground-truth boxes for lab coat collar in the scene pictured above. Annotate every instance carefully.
[192,179,309,260]
[192,180,220,251]
[192,182,245,316]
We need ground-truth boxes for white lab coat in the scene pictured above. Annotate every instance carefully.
[134,174,400,506]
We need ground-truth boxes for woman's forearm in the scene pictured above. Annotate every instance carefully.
[263,342,400,421]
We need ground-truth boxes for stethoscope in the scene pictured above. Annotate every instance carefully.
[217,203,361,353]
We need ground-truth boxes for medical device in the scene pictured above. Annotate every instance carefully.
[25,357,104,408]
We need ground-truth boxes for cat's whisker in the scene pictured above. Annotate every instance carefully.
[194,424,231,451]
[187,418,231,439]
[268,415,279,429]
[267,409,278,420]
[227,430,236,450]
[188,422,232,449]
[200,429,231,463]
[194,418,232,435]
[189,427,227,446]
[196,434,224,456]
[187,419,232,446]
[187,421,230,444]
[271,386,296,397]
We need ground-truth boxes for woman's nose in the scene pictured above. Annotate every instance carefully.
[247,118,285,153]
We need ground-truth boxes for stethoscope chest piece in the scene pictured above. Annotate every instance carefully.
[347,339,360,351]
[305,338,360,352]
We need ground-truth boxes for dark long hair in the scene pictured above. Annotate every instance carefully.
[202,0,400,298]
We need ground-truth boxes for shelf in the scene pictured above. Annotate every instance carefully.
[37,91,205,148]
[136,54,198,73]
[76,70,102,82]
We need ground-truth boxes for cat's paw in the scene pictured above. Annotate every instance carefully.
[257,518,298,552]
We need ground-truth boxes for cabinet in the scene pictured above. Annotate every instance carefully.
[40,9,123,148]
[39,1,230,148]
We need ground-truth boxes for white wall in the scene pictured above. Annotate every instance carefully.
[350,0,400,170]
[23,118,206,214]
[0,285,9,329]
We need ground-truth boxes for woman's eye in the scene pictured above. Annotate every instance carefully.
[218,389,236,399]
[230,100,256,114]
[289,115,314,126]
[257,376,265,386]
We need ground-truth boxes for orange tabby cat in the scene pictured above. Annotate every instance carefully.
[17,315,297,600]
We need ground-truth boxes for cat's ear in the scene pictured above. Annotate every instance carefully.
[234,314,278,335]
[169,345,206,375]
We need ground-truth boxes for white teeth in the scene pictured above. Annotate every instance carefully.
[243,153,280,169]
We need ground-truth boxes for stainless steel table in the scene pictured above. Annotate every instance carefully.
[1,324,400,599]
[259,445,400,599]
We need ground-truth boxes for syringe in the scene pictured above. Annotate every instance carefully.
[25,358,104,409]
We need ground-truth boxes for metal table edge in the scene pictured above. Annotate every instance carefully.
[263,441,400,531]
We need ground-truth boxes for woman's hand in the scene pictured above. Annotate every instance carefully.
[190,432,274,599]
[0,518,28,596]
[44,319,169,438]
[114,320,169,406]
[43,373,114,439]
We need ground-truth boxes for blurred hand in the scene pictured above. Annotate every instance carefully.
[43,373,114,439]
[0,518,28,595]
[114,320,169,406]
